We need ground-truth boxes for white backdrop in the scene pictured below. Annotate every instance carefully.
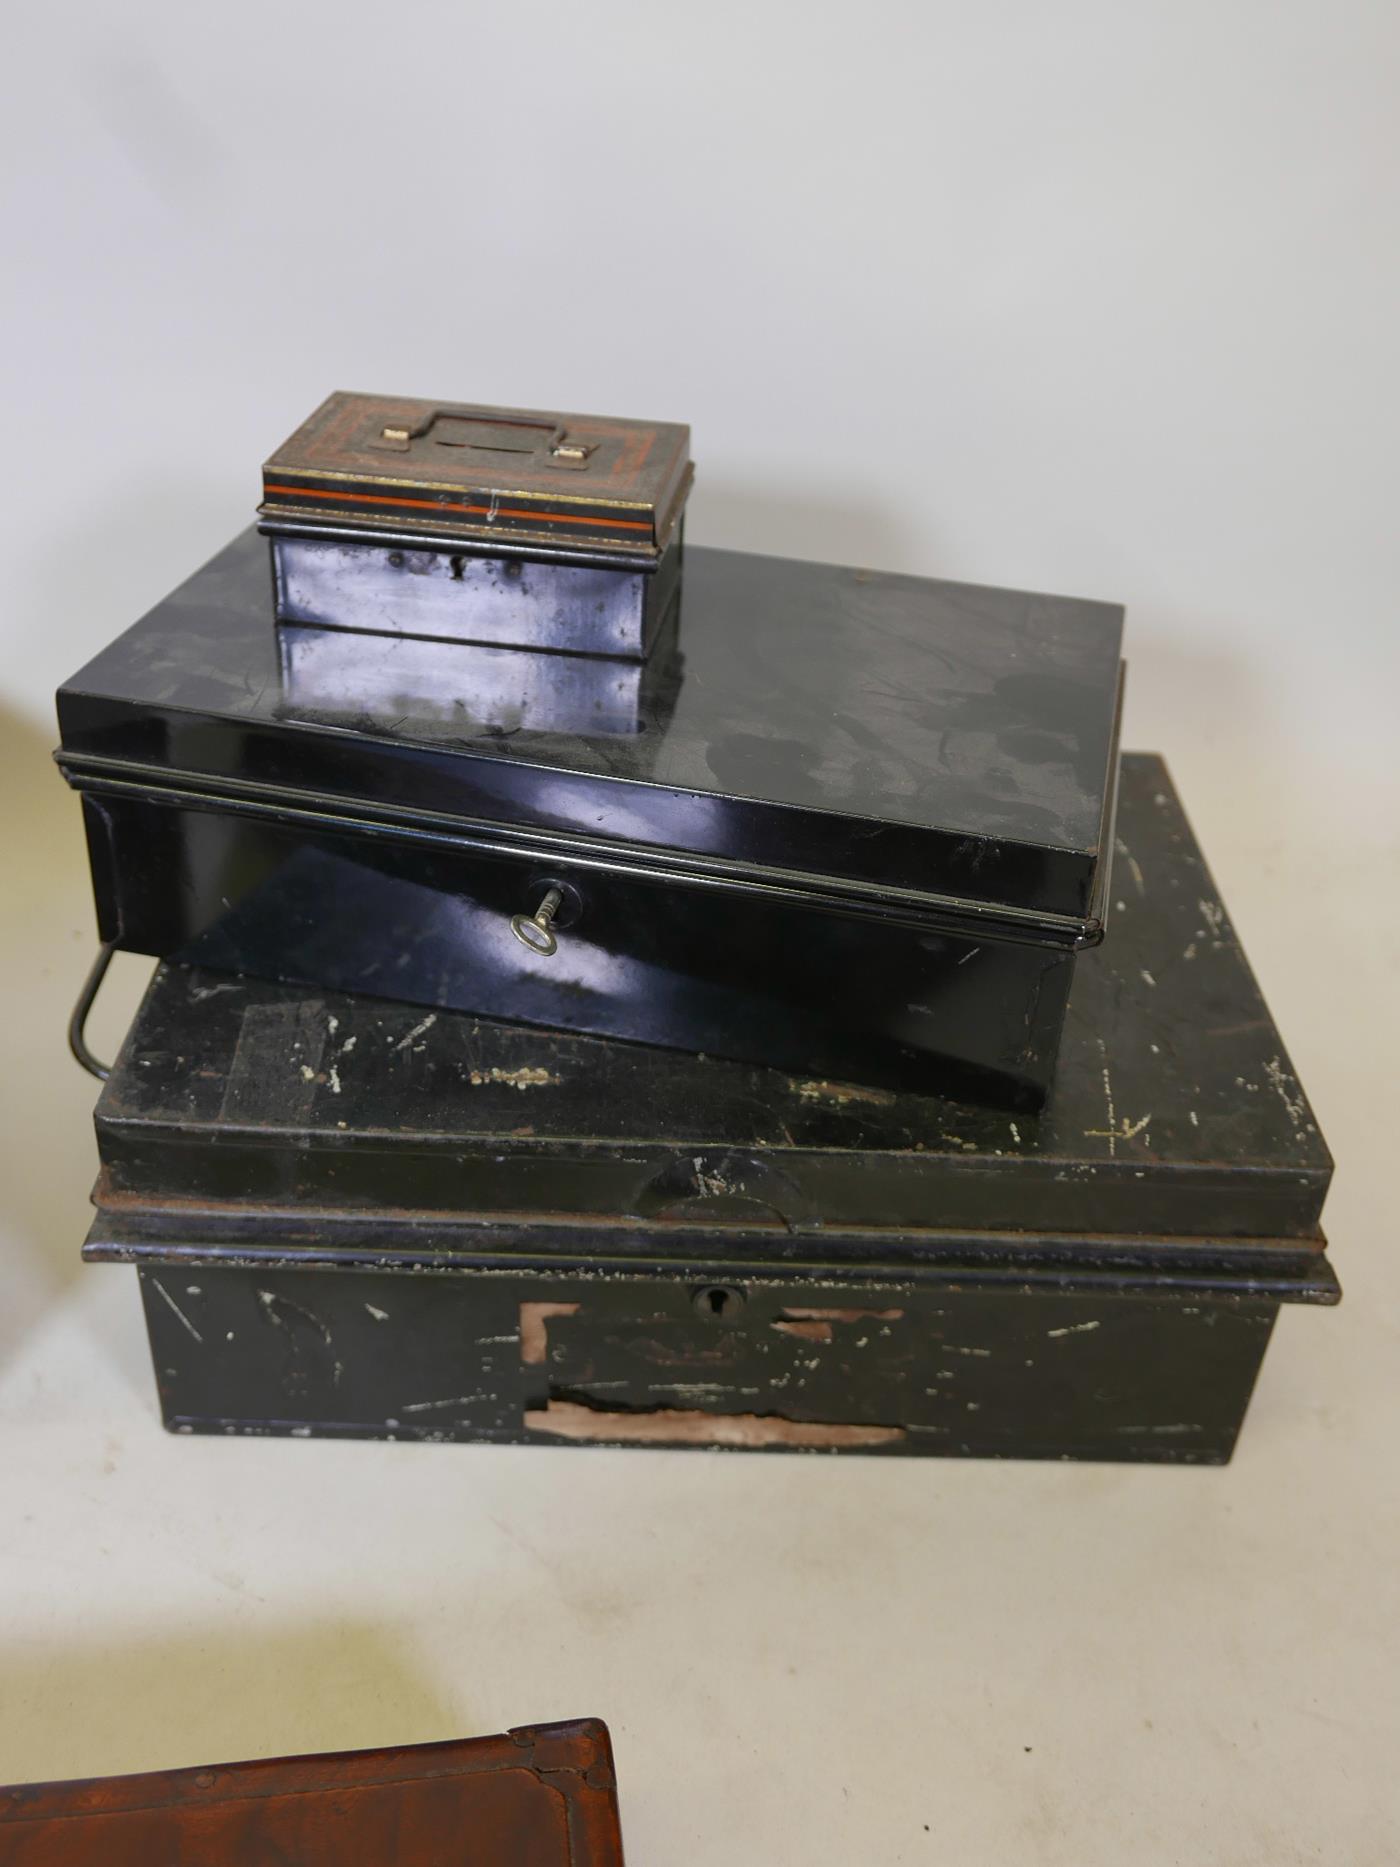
[2,5,1398,1861]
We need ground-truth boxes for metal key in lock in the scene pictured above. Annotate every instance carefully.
[510,886,564,958]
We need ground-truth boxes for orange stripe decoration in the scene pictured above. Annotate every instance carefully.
[262,482,653,532]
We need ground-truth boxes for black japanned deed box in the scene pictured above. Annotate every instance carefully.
[86,757,1336,1463]
[56,527,1124,1108]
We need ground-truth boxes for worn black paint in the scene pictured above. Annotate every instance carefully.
[85,756,1337,1463]
[126,1261,1286,1463]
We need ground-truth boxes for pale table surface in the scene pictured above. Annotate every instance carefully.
[2,719,1396,1867]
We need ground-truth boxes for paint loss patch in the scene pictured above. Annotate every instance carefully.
[468,1065,560,1089]
[771,1305,904,1343]
[524,1398,905,1449]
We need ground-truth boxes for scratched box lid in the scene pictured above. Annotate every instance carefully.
[89,757,1334,1285]
[259,391,693,562]
[0,1722,624,1867]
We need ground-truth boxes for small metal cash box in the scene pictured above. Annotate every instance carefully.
[260,392,692,658]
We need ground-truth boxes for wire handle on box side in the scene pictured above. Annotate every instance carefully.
[68,938,119,1081]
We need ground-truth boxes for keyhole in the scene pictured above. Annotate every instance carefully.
[693,1284,746,1322]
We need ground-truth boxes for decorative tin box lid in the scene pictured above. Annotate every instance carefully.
[259,391,693,563]
[56,529,1124,939]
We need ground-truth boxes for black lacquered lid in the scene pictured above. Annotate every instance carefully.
[56,527,1124,939]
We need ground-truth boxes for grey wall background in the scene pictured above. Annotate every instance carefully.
[3,0,1397,1034]
[7,5,1397,738]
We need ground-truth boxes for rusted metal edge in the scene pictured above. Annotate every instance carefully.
[81,1216,1341,1305]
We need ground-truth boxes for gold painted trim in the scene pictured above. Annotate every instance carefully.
[257,503,662,555]
[261,463,655,509]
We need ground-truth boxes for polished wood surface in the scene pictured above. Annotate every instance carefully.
[0,1720,624,1865]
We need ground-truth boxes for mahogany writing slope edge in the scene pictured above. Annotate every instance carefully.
[0,1719,624,1866]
